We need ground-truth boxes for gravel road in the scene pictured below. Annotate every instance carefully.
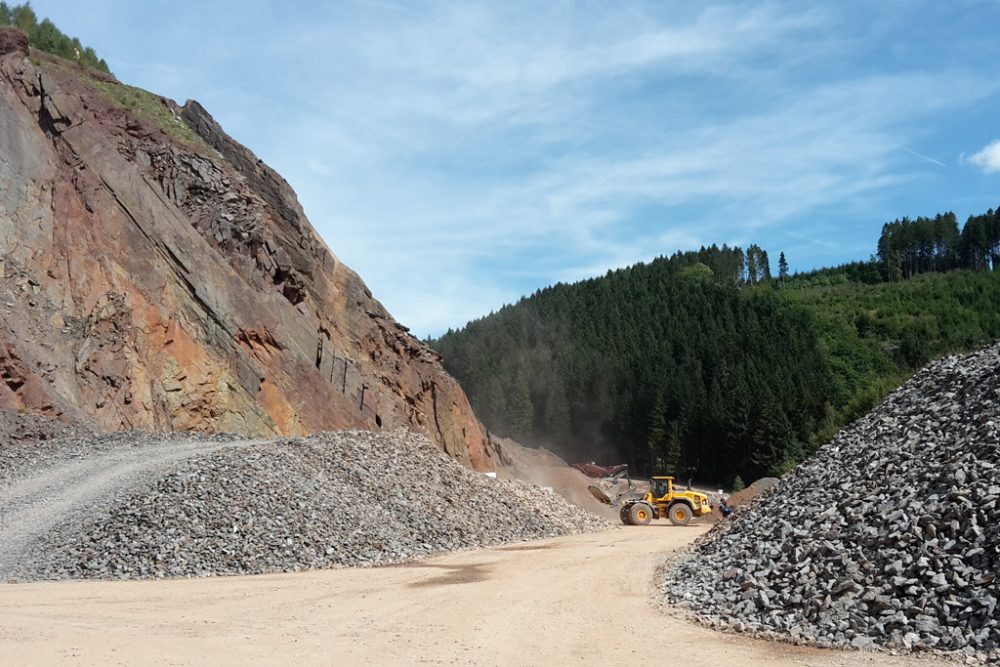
[0,438,254,580]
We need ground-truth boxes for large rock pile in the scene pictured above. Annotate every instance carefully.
[661,343,1000,662]
[5,429,608,581]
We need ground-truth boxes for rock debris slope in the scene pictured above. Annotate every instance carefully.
[1,429,609,581]
[0,28,492,469]
[662,343,1000,661]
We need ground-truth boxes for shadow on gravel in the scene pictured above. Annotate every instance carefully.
[407,562,494,587]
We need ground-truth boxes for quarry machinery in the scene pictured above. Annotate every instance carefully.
[571,462,629,478]
[589,476,712,526]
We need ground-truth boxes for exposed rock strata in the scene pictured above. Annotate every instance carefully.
[661,343,1000,663]
[0,29,493,468]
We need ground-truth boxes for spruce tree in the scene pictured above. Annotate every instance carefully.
[505,365,534,440]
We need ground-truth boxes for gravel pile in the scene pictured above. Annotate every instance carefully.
[8,429,609,580]
[0,409,92,444]
[0,410,96,485]
[0,425,235,487]
[661,343,1000,663]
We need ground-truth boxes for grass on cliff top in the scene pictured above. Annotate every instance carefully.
[90,79,206,148]
[38,58,206,150]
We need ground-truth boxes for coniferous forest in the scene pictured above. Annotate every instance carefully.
[430,208,1000,486]
[0,2,111,73]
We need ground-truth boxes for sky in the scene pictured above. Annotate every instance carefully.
[28,0,1000,337]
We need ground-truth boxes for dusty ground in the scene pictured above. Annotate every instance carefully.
[492,437,757,527]
[0,526,956,666]
[494,438,621,520]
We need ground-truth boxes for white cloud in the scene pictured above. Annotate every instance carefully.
[79,0,1000,336]
[968,139,1000,173]
[277,66,994,336]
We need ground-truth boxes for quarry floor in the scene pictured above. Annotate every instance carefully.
[0,526,954,667]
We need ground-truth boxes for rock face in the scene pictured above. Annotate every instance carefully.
[0,30,493,469]
[0,25,27,56]
[661,343,1000,662]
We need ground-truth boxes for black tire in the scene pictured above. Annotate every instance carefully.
[628,503,653,526]
[619,505,632,525]
[668,502,692,526]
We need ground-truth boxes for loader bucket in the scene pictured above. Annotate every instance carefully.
[588,485,613,505]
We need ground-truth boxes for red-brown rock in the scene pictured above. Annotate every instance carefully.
[0,47,497,469]
[0,27,28,57]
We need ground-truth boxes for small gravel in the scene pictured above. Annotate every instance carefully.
[2,429,609,581]
[0,411,95,484]
[0,424,237,487]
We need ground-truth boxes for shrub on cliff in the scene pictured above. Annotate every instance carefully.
[0,2,110,73]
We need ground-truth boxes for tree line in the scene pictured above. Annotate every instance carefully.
[0,2,111,74]
[431,205,1000,487]
[876,210,1000,280]
[668,243,773,286]
[792,208,1000,287]
[433,251,832,485]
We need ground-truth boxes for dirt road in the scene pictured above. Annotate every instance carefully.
[0,526,954,667]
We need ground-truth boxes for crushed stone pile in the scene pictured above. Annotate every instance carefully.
[0,411,97,485]
[661,343,1000,663]
[0,410,92,445]
[5,429,609,580]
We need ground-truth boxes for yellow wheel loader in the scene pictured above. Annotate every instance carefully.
[591,476,712,526]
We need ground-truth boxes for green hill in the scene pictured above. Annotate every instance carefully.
[431,209,1000,486]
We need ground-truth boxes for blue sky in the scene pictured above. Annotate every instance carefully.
[30,0,1000,337]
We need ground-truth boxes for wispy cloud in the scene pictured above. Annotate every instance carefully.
[900,147,946,167]
[48,0,1000,337]
[257,5,996,336]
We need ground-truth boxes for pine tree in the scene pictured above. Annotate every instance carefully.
[504,365,534,440]
[0,3,112,74]
[749,396,795,477]
[538,374,570,438]
[760,250,772,282]
[745,246,758,284]
[12,2,35,33]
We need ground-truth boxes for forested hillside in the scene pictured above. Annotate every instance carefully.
[431,208,1000,485]
[0,2,110,73]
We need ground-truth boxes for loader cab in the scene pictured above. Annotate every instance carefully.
[650,476,674,500]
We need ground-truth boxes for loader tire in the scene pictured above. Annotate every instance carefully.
[668,502,692,526]
[619,506,632,525]
[628,503,653,526]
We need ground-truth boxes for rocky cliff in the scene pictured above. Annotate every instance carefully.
[0,28,495,469]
